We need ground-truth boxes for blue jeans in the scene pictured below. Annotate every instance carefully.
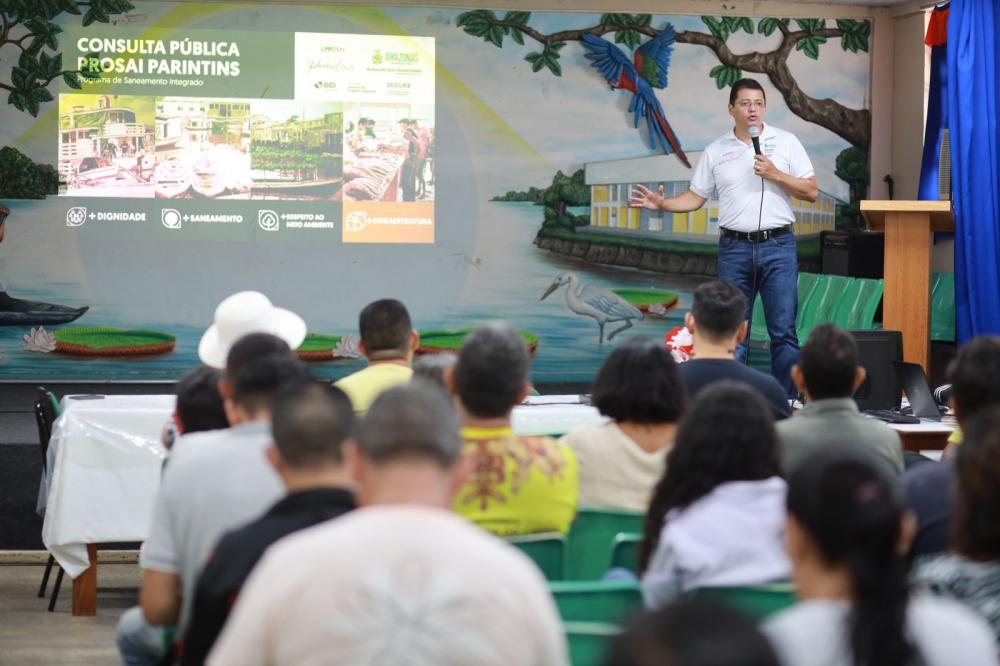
[115,606,165,666]
[716,231,800,398]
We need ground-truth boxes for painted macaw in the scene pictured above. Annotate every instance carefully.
[581,27,691,168]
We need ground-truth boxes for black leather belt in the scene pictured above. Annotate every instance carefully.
[719,226,792,242]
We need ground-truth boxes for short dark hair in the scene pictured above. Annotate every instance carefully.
[729,78,767,106]
[604,598,779,666]
[175,366,228,434]
[948,335,1000,420]
[640,381,780,570]
[954,407,1000,560]
[358,299,412,359]
[270,381,355,468]
[799,324,859,400]
[454,323,529,418]
[358,380,461,467]
[691,281,747,342]
[412,353,456,389]
[225,333,291,377]
[230,351,313,414]
[592,337,687,424]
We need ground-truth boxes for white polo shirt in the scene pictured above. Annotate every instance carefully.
[689,124,814,232]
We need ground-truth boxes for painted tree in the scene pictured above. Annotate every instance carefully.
[2,0,134,117]
[457,11,872,227]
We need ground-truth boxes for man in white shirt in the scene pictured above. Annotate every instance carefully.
[631,78,818,398]
[208,382,568,666]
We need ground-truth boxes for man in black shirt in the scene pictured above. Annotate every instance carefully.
[678,280,791,420]
[181,380,357,665]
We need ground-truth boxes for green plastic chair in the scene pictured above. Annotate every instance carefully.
[749,294,769,346]
[687,582,797,621]
[564,622,620,666]
[751,272,820,347]
[797,272,819,308]
[550,580,644,625]
[853,278,884,330]
[507,532,565,580]
[797,275,851,341]
[609,533,642,574]
[931,272,955,342]
[830,278,865,329]
[565,508,644,580]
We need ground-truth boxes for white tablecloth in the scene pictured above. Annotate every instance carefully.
[40,395,172,578]
[36,394,601,578]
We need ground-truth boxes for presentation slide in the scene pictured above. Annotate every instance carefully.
[59,28,435,243]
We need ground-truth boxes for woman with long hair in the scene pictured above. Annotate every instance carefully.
[640,381,789,608]
[766,450,995,666]
[560,337,687,511]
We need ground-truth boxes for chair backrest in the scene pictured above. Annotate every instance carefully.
[549,580,644,625]
[797,272,819,308]
[797,275,851,340]
[564,622,620,666]
[687,583,797,621]
[506,532,565,580]
[853,278,884,330]
[830,278,865,329]
[34,387,59,468]
[565,508,644,580]
[609,533,642,575]
[749,294,769,344]
[930,272,956,342]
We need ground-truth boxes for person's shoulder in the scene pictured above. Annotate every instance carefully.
[902,458,952,489]
[908,593,997,648]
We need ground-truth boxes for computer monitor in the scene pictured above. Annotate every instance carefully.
[850,330,903,410]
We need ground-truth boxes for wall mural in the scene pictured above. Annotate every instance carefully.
[0,2,870,382]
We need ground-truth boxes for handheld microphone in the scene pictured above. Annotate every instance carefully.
[749,125,762,156]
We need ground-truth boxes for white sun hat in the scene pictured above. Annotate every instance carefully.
[198,291,307,369]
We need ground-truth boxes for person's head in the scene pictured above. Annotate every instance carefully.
[684,281,748,350]
[592,337,687,425]
[948,335,1000,423]
[446,323,531,420]
[728,78,767,132]
[221,333,313,424]
[266,380,356,487]
[640,382,780,570]
[785,450,917,666]
[604,598,779,666]
[357,298,418,363]
[174,366,228,434]
[350,380,463,506]
[953,407,1000,561]
[412,353,457,389]
[792,324,866,401]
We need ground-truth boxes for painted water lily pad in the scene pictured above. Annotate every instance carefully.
[418,329,539,355]
[611,289,679,313]
[53,327,175,356]
[296,333,363,362]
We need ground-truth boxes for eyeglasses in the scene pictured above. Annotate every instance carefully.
[736,100,766,110]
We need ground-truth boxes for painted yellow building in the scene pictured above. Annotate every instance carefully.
[585,152,846,242]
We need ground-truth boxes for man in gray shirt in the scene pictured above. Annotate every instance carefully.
[777,324,903,476]
[116,333,312,665]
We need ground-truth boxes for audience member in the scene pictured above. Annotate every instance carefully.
[560,337,687,511]
[641,382,789,608]
[208,382,568,665]
[446,323,578,535]
[161,366,228,451]
[604,598,779,666]
[678,281,791,419]
[903,335,1000,559]
[116,334,311,665]
[335,298,418,414]
[778,324,903,476]
[912,407,1000,642]
[181,381,357,665]
[765,450,996,666]
[411,352,456,388]
[196,291,306,369]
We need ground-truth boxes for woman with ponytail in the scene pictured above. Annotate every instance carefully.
[640,381,790,608]
[765,450,995,666]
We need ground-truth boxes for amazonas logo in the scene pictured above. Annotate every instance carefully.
[66,207,87,227]
[371,50,383,65]
[345,210,368,232]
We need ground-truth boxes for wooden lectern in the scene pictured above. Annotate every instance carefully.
[860,200,954,371]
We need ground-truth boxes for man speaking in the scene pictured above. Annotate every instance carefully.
[630,78,817,397]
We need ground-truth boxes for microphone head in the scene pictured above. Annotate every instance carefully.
[748,126,760,139]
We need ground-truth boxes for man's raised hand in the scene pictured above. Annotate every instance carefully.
[629,184,664,211]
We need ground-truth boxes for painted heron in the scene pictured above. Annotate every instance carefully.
[540,272,644,344]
